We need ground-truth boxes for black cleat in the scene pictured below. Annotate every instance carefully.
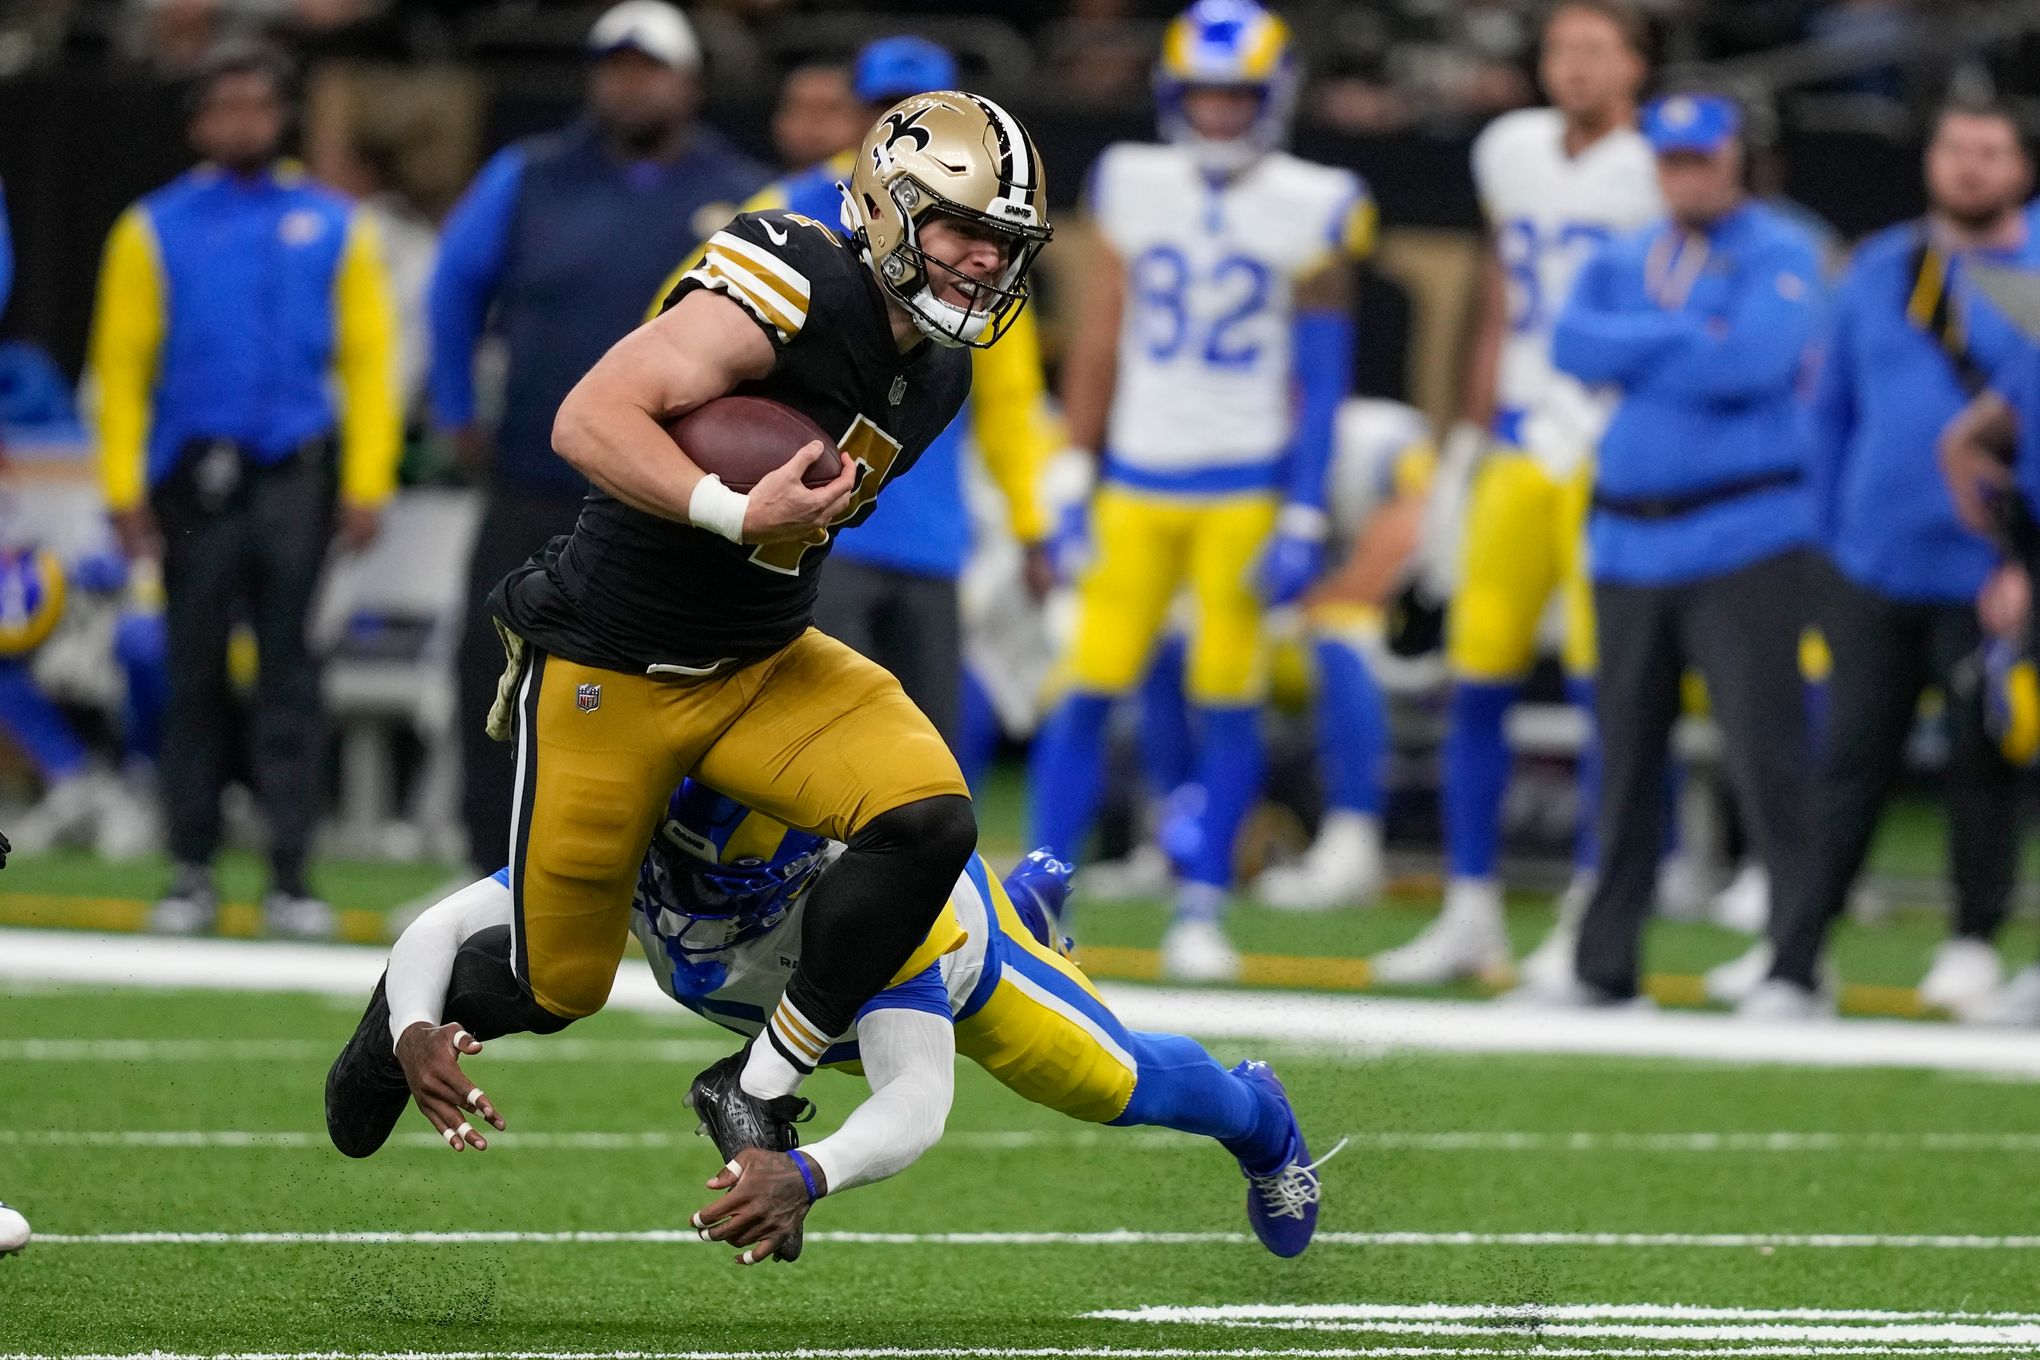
[687,1045,817,1261]
[686,1045,814,1159]
[324,973,413,1158]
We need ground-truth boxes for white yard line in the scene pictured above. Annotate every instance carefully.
[1088,1305,2040,1323]
[5,1128,2035,1154]
[2,1350,2034,1360]
[5,926,2038,1075]
[27,1229,2040,1249]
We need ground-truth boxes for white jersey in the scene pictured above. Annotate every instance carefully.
[630,853,1003,1064]
[1326,398,1433,552]
[1474,108,1661,475]
[1092,142,1368,479]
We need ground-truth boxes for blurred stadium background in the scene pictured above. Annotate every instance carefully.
[6,0,2040,1353]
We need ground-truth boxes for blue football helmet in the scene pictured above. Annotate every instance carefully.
[1003,848,1075,957]
[1154,0,1300,174]
[641,780,830,956]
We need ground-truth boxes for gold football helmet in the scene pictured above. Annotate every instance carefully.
[839,90,1051,348]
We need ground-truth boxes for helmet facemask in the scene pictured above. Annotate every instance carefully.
[842,91,1053,350]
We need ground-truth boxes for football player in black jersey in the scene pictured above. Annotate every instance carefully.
[326,92,1052,1182]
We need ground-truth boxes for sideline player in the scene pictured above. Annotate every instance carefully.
[1372,0,1659,986]
[328,94,1054,1156]
[332,781,1340,1264]
[1028,0,1374,979]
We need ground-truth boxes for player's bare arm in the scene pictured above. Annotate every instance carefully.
[1293,255,1353,314]
[1307,492,1427,610]
[1939,387,2017,536]
[1458,232,1506,432]
[552,288,856,541]
[1058,233,1124,455]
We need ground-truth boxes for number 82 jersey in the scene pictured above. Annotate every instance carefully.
[1476,108,1661,473]
[1093,143,1372,484]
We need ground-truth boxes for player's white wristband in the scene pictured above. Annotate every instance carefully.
[1277,503,1332,541]
[688,475,751,544]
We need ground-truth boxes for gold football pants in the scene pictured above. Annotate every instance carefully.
[498,628,969,1019]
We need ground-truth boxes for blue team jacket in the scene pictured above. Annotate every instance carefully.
[427,123,769,497]
[1554,201,1826,586]
[1805,210,2040,603]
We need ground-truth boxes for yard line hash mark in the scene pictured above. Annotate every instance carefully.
[7,1128,2038,1153]
[31,1229,2040,1249]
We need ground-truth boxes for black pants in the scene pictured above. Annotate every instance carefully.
[458,489,585,870]
[156,451,335,894]
[1575,549,1821,997]
[812,557,963,753]
[1768,565,2019,984]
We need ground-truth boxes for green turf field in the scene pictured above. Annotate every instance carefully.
[6,982,2040,1357]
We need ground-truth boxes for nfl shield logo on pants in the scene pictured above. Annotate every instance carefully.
[575,683,602,713]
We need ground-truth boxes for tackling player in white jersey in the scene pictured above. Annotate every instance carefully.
[1028,0,1374,980]
[331,781,1341,1265]
[1372,0,1661,987]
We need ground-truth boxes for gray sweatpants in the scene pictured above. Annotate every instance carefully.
[1574,548,1820,998]
[812,557,963,753]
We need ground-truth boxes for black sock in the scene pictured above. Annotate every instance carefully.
[780,794,976,1041]
[445,925,575,1040]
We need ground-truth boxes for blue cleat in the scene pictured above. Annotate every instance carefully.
[1229,1059,1346,1258]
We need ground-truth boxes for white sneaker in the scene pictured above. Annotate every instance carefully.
[1079,844,1174,901]
[8,771,108,853]
[1370,879,1511,986]
[149,867,218,936]
[1518,872,1593,993]
[1497,972,1652,1010]
[1918,937,2005,1012]
[1703,940,1774,1005]
[92,773,162,861]
[262,891,337,941]
[1710,862,1770,934]
[1655,853,1716,922]
[1161,918,1240,982]
[1735,977,1833,1020]
[1252,812,1384,913]
[1965,965,2040,1026]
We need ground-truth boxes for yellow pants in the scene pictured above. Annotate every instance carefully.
[502,629,968,1019]
[1064,484,1280,704]
[954,869,1137,1124]
[1446,451,1596,681]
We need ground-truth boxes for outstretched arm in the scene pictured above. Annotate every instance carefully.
[382,875,515,1149]
[693,1004,956,1265]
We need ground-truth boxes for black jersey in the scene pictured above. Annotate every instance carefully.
[490,210,971,674]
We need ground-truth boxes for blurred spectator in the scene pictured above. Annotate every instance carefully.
[86,42,401,936]
[428,0,768,875]
[1540,92,1827,1014]
[1768,100,2037,1017]
[770,63,861,172]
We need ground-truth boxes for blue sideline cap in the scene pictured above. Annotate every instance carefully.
[1643,93,1741,155]
[854,36,957,103]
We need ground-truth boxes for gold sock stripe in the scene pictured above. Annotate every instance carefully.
[771,1004,827,1063]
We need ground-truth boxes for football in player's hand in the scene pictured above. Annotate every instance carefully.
[668,397,844,492]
